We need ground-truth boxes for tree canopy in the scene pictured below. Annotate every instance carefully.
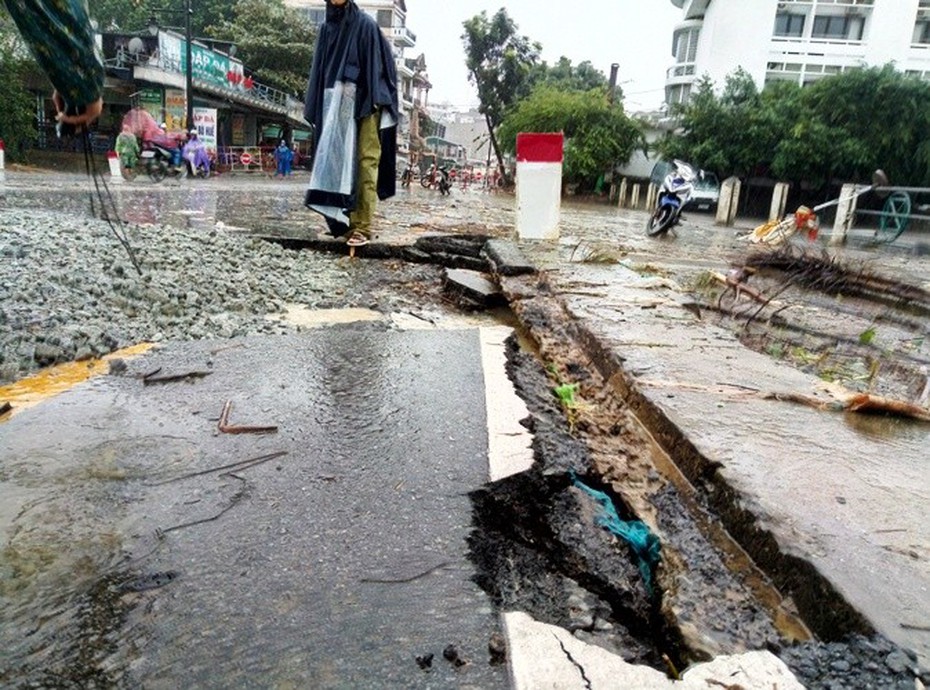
[498,85,641,191]
[205,0,315,98]
[89,0,314,98]
[461,8,541,179]
[660,65,930,188]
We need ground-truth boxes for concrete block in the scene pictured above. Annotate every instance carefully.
[483,239,536,277]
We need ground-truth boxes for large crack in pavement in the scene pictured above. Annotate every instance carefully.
[479,249,926,688]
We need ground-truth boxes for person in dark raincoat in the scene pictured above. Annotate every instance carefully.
[3,0,104,129]
[303,0,398,247]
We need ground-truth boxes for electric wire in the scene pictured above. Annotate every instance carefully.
[79,130,143,275]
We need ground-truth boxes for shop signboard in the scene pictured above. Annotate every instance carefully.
[193,108,218,154]
[138,87,163,122]
[165,88,186,131]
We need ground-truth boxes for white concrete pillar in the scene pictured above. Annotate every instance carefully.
[107,151,122,184]
[716,176,741,226]
[769,182,790,221]
[617,178,628,208]
[830,183,860,246]
[515,133,563,240]
[630,184,641,209]
[646,182,658,212]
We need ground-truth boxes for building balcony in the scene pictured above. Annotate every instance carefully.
[666,63,696,79]
[389,26,416,48]
[670,0,711,20]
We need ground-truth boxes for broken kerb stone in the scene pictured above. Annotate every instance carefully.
[413,234,491,258]
[442,268,505,310]
[483,240,536,277]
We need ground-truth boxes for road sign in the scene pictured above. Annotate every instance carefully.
[239,152,252,165]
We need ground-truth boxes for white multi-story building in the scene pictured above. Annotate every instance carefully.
[284,0,431,156]
[666,0,930,105]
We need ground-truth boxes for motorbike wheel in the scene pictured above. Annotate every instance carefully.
[646,206,676,237]
[420,175,432,189]
[148,161,166,183]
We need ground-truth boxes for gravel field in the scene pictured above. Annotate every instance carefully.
[0,207,443,384]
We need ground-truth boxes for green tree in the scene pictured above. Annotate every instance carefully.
[0,11,40,161]
[537,57,609,93]
[462,9,541,181]
[660,68,768,178]
[498,85,641,192]
[205,0,315,98]
[791,65,930,186]
[90,0,228,37]
[660,65,930,188]
[0,47,36,161]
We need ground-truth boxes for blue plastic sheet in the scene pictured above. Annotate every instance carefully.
[571,474,662,594]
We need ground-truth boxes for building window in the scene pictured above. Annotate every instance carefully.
[812,14,865,41]
[914,20,930,44]
[774,13,806,38]
[672,27,699,64]
[377,9,393,29]
[666,83,692,106]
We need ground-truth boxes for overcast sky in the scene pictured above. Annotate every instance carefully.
[402,0,682,112]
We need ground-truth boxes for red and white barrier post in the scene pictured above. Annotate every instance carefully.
[0,139,5,182]
[107,151,122,184]
[515,133,563,240]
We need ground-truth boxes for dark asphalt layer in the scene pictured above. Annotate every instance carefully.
[0,326,508,688]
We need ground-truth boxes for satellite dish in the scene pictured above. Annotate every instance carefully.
[127,37,145,55]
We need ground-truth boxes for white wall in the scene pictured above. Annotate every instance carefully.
[697,0,775,88]
[867,0,921,65]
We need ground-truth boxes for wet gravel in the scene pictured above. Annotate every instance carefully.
[0,207,443,383]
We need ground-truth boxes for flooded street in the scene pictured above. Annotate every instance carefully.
[1,170,928,687]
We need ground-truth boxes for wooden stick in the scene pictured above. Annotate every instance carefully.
[217,399,278,434]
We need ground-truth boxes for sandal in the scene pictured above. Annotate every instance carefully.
[346,232,370,247]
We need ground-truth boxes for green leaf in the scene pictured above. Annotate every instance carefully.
[859,326,877,345]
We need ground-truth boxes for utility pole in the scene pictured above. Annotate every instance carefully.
[185,0,193,131]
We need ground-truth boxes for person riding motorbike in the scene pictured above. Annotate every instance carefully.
[182,130,211,177]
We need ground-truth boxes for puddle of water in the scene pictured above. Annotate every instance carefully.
[268,305,385,328]
[0,343,153,420]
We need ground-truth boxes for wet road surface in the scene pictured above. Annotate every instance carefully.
[0,328,508,688]
[1,169,929,678]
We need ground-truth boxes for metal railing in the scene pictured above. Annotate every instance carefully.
[105,49,300,114]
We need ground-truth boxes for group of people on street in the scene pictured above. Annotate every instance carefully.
[6,0,398,248]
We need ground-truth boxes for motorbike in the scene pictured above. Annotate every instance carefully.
[421,163,452,195]
[645,159,696,237]
[182,137,211,179]
[141,142,187,183]
[400,160,415,188]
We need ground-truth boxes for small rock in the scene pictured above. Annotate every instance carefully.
[415,653,433,670]
[885,649,910,674]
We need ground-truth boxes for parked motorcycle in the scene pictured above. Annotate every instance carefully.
[645,160,696,237]
[141,142,187,183]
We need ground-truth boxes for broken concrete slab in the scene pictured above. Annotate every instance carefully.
[443,268,505,309]
[484,239,536,277]
[504,611,804,689]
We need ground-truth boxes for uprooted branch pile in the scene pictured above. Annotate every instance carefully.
[742,245,930,315]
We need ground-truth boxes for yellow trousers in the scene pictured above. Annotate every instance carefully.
[349,110,381,237]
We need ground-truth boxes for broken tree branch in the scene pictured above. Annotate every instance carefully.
[150,450,288,485]
[143,370,212,385]
[764,391,930,423]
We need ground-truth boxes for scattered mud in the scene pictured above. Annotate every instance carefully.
[696,245,930,404]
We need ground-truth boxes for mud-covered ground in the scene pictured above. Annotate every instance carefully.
[2,173,929,687]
